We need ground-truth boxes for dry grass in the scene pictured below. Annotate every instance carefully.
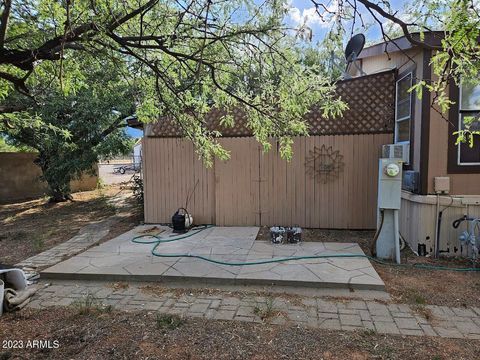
[0,308,478,360]
[0,186,141,266]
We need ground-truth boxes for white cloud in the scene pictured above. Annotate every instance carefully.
[287,1,338,29]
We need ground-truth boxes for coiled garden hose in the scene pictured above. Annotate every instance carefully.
[131,226,480,272]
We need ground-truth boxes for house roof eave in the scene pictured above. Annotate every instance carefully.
[358,31,445,59]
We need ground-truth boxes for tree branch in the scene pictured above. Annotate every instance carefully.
[0,0,11,47]
[107,0,159,31]
[0,103,29,114]
[0,22,97,70]
[354,0,441,50]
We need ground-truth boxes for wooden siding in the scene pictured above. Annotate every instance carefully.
[144,133,392,229]
[143,138,216,225]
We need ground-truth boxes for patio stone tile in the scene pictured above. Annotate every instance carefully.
[215,310,236,320]
[391,312,414,318]
[358,310,371,321]
[164,256,246,278]
[394,317,421,330]
[362,321,375,331]
[173,301,191,308]
[374,321,400,334]
[338,308,358,315]
[339,314,362,326]
[221,297,242,306]
[371,315,393,322]
[453,320,480,334]
[317,299,338,313]
[420,324,437,336]
[219,305,238,311]
[27,277,480,340]
[367,302,390,316]
[189,302,211,314]
[287,311,310,323]
[345,300,367,310]
[318,312,339,319]
[451,307,477,317]
[42,226,384,291]
[434,327,463,338]
[236,306,255,317]
[318,319,341,330]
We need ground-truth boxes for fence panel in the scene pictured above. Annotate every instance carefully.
[144,133,392,229]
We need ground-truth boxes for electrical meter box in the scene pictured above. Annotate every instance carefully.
[434,177,450,194]
[378,159,403,210]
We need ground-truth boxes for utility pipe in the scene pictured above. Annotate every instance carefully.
[394,209,401,264]
[434,194,440,258]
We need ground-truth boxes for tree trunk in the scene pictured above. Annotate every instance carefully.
[35,153,73,203]
[48,188,73,203]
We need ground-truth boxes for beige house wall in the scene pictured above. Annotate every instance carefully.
[357,45,480,257]
[0,152,98,204]
[354,49,425,173]
[358,48,480,196]
[426,66,480,195]
[427,101,480,195]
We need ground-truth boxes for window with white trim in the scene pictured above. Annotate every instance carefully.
[395,73,412,145]
[458,82,480,165]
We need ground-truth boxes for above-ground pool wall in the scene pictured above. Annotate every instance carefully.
[143,134,393,229]
[400,191,480,257]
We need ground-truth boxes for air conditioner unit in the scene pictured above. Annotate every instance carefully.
[402,170,419,193]
[382,144,409,163]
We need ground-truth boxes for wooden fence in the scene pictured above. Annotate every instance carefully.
[143,133,392,229]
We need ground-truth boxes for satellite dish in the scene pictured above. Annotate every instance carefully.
[345,33,366,61]
[344,33,366,78]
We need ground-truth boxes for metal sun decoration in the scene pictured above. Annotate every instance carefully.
[305,145,345,184]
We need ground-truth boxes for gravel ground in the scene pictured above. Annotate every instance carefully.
[0,308,478,360]
[98,164,136,185]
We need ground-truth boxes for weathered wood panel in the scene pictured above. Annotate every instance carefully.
[143,138,215,224]
[214,138,260,226]
[143,133,392,229]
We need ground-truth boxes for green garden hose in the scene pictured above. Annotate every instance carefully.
[131,226,480,272]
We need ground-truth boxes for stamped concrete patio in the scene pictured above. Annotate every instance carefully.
[41,225,385,290]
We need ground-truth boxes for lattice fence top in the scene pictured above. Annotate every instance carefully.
[146,69,395,138]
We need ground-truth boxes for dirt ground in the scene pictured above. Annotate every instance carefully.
[257,227,480,308]
[0,308,478,360]
[1,188,478,308]
[0,185,141,266]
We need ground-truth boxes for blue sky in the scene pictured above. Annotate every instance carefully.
[126,127,143,138]
[125,0,411,140]
[286,0,408,45]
